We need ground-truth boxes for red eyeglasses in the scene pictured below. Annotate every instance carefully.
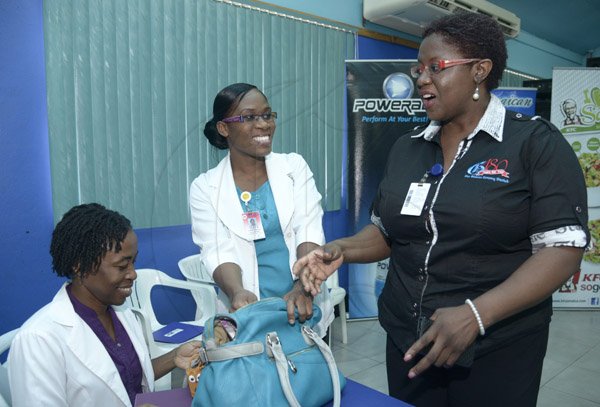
[410,59,481,79]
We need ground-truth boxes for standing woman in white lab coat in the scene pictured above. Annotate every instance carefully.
[189,83,333,337]
[9,203,200,407]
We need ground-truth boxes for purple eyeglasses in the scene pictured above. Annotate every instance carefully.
[221,112,278,123]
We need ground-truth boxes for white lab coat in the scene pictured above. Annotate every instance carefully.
[8,283,154,407]
[190,152,333,336]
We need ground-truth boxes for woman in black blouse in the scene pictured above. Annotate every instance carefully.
[294,12,589,407]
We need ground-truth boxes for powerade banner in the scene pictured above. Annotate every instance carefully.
[551,67,600,309]
[346,60,428,318]
[491,87,537,116]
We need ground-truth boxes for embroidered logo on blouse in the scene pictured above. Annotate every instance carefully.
[465,159,510,183]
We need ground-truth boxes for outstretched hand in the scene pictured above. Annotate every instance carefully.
[403,305,479,378]
[174,340,203,370]
[292,244,344,296]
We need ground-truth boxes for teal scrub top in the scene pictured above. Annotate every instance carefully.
[237,181,293,298]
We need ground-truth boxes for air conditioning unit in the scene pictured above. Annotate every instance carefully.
[363,0,521,38]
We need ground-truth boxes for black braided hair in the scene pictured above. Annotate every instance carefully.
[50,203,132,279]
[203,83,265,149]
[423,12,508,91]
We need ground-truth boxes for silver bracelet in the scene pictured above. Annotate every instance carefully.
[465,299,485,336]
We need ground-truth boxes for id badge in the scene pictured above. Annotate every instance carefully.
[242,211,266,240]
[400,183,431,216]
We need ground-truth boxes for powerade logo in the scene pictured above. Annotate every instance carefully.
[353,72,425,116]
[383,72,414,99]
[353,99,425,115]
[465,159,510,183]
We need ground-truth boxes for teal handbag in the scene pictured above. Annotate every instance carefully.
[192,297,345,407]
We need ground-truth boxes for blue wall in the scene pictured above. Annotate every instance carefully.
[261,0,362,28]
[356,36,418,60]
[507,31,585,78]
[0,0,58,333]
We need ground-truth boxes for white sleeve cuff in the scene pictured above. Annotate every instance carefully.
[371,213,388,237]
[530,225,589,254]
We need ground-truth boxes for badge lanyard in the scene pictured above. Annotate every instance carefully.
[240,190,266,240]
[400,163,443,216]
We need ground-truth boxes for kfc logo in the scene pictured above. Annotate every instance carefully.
[559,270,581,293]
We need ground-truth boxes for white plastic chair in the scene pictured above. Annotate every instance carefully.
[130,268,217,332]
[177,254,215,286]
[325,271,348,345]
[178,255,220,321]
[127,268,217,390]
[0,328,19,407]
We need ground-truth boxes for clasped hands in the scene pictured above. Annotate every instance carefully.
[292,243,344,296]
[293,245,481,378]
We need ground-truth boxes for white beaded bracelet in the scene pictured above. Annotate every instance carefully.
[465,299,485,336]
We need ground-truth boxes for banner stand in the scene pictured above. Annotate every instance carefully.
[551,67,600,309]
[345,60,427,318]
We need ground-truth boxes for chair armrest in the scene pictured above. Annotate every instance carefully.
[182,276,217,287]
[161,276,217,292]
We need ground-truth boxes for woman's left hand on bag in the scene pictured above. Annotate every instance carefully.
[403,305,479,378]
[283,282,314,325]
[174,340,203,369]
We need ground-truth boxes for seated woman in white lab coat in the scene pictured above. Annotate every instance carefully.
[8,203,200,407]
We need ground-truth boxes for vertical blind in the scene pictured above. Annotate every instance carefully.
[44,0,355,227]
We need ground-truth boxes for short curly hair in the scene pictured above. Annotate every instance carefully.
[423,12,507,90]
[50,203,132,279]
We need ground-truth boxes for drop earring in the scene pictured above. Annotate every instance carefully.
[472,84,480,101]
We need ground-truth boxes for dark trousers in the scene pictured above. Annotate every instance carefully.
[386,326,549,407]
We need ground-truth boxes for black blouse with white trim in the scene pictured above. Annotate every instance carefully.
[372,96,589,362]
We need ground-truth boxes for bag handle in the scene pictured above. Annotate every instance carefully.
[204,341,264,362]
[267,327,341,407]
[303,326,342,407]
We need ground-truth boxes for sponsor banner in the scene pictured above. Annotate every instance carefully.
[346,60,427,318]
[490,87,537,116]
[553,269,600,308]
[551,67,600,309]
